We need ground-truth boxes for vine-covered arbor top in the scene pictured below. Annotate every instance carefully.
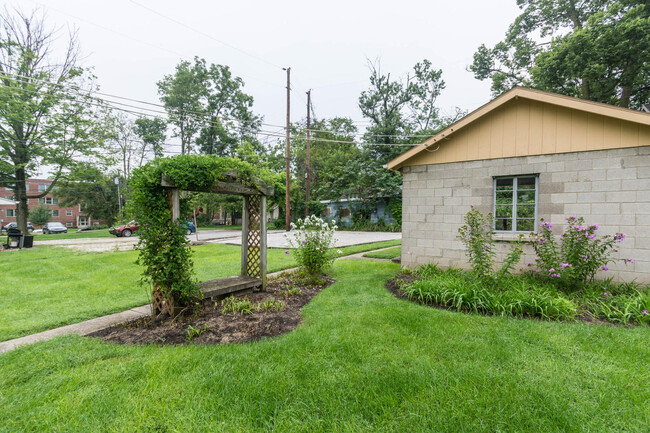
[129,155,275,316]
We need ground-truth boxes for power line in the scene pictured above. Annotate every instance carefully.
[129,0,284,71]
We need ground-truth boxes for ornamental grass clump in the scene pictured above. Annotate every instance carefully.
[529,216,632,289]
[286,215,338,279]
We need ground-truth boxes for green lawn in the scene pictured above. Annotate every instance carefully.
[363,246,401,259]
[0,240,399,342]
[0,260,648,432]
[32,228,114,241]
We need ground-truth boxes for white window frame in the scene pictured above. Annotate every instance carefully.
[492,174,539,233]
[51,210,59,217]
[66,222,73,227]
[66,210,72,216]
[38,184,47,192]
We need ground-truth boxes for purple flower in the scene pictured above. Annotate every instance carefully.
[535,270,540,274]
[284,250,290,255]
[603,292,611,297]
[613,233,626,242]
[624,258,634,264]
[561,263,571,269]
[602,266,609,271]
[642,310,648,316]
[587,234,595,239]
[548,268,555,273]
[527,262,532,267]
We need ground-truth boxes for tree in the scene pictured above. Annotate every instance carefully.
[29,204,51,226]
[157,57,261,155]
[470,0,650,108]
[54,163,119,222]
[156,59,203,154]
[0,8,109,233]
[133,117,167,158]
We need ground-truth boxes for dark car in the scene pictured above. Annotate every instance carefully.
[42,222,68,234]
[109,221,139,237]
[2,222,34,233]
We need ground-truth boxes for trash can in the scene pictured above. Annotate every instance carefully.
[23,235,33,248]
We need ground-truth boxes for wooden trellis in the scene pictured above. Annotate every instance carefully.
[153,173,272,316]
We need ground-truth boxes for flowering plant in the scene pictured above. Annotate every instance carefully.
[530,216,631,288]
[285,215,338,278]
[457,208,523,279]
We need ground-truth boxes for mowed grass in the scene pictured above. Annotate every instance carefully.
[33,228,114,241]
[363,246,401,259]
[0,260,648,432]
[0,240,399,341]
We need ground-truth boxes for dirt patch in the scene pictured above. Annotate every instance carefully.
[89,272,333,345]
[385,272,417,300]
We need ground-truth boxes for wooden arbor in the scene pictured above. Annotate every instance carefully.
[155,172,274,314]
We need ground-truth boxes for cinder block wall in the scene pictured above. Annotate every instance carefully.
[401,146,650,283]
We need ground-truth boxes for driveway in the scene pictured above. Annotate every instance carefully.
[34,229,401,252]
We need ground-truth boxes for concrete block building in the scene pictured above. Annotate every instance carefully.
[387,87,650,283]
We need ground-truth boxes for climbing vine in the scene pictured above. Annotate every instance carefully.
[128,154,274,308]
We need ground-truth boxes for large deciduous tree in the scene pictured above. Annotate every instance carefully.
[471,0,650,109]
[133,117,167,159]
[0,8,108,233]
[157,57,261,155]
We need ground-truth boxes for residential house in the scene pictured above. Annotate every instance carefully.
[320,198,396,226]
[388,87,650,283]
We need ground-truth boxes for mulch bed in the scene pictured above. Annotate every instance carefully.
[90,272,333,345]
[385,272,417,301]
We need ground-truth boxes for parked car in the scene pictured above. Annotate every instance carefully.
[186,221,196,235]
[109,221,139,237]
[42,222,68,234]
[2,222,34,233]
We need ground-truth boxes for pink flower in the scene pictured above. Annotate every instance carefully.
[603,292,610,297]
[527,263,532,267]
[602,266,609,271]
[284,250,290,255]
[642,310,648,316]
[561,263,571,269]
[624,258,634,264]
[548,268,555,273]
[535,270,540,274]
[407,251,413,255]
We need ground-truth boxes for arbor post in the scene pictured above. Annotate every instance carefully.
[260,195,268,290]
[241,195,250,277]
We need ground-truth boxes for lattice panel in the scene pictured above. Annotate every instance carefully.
[152,286,174,316]
[246,195,262,278]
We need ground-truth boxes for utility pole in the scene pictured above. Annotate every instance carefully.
[305,89,311,217]
[115,172,122,221]
[284,67,291,231]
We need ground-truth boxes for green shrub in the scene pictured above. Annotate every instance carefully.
[457,208,523,280]
[530,216,633,289]
[286,215,338,278]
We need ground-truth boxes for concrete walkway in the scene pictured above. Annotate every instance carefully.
[0,247,399,356]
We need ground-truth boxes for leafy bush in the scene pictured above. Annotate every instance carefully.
[457,208,523,279]
[29,205,51,226]
[529,216,632,289]
[286,215,338,278]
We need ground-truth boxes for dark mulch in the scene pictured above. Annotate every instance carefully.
[385,272,417,301]
[89,272,333,345]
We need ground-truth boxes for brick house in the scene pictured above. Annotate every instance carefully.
[387,87,650,283]
[0,178,95,229]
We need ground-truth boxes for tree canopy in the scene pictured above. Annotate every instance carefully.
[0,8,110,232]
[471,0,650,108]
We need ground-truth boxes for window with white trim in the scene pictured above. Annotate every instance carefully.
[66,222,73,227]
[38,184,47,192]
[51,210,59,217]
[66,210,72,216]
[493,175,538,232]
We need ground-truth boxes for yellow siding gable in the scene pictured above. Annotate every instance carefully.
[402,98,650,168]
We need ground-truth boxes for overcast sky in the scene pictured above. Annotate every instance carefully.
[11,0,522,141]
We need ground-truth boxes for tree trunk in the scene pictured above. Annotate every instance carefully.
[620,86,631,109]
[14,167,29,233]
[582,78,590,100]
